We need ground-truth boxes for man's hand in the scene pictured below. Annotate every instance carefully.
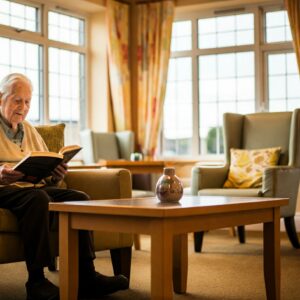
[0,164,24,185]
[51,162,68,183]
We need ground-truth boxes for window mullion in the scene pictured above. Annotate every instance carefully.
[254,6,265,112]
[42,3,49,123]
[192,17,199,156]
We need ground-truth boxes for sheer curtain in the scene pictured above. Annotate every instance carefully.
[136,1,174,157]
[285,0,300,73]
[106,0,132,131]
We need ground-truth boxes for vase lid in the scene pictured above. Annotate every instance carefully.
[163,167,175,176]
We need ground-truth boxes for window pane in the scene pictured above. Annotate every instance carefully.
[48,11,85,46]
[198,13,254,49]
[49,48,85,146]
[198,52,255,154]
[163,57,193,156]
[171,20,192,52]
[265,10,292,43]
[0,37,41,121]
[0,0,39,32]
[268,53,300,111]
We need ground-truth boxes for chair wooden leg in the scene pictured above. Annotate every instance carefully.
[284,216,300,248]
[194,231,204,253]
[133,234,141,250]
[237,225,245,244]
[110,247,132,282]
[229,227,236,236]
[48,257,57,272]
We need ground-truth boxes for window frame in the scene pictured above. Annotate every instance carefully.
[0,0,89,129]
[160,1,295,160]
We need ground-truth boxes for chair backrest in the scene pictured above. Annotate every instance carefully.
[223,109,300,167]
[35,123,65,152]
[80,129,134,164]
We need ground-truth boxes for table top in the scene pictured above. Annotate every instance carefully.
[49,195,288,218]
[97,159,166,167]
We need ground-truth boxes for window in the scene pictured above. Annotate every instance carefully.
[198,52,255,154]
[0,0,39,32]
[0,37,41,121]
[162,5,298,157]
[268,53,300,111]
[171,20,192,51]
[48,11,85,46]
[265,10,292,43]
[0,2,87,147]
[198,13,254,49]
[164,57,193,155]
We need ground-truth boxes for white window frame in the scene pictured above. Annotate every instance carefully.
[0,0,89,129]
[160,1,295,160]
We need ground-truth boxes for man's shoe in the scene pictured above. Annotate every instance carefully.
[26,278,59,300]
[78,272,129,298]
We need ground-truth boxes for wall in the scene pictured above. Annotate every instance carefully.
[89,11,110,132]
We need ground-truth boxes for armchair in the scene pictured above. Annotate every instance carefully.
[0,124,133,281]
[80,129,154,197]
[80,129,134,164]
[191,109,300,252]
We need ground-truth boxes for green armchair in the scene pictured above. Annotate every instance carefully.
[0,124,133,281]
[191,109,300,252]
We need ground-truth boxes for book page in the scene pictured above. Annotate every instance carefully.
[59,145,82,163]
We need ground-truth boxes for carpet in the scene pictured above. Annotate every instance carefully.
[0,230,299,300]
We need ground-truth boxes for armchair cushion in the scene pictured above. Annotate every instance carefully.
[35,123,65,153]
[223,147,281,188]
[0,209,19,232]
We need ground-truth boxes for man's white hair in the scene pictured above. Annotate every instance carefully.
[0,73,33,100]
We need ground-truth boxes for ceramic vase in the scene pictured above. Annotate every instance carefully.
[155,167,183,203]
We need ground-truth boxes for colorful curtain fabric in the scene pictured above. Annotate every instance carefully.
[285,0,300,73]
[137,1,174,157]
[106,0,132,131]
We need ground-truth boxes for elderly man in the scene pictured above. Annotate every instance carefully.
[0,73,128,300]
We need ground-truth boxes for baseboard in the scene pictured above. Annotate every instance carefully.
[245,213,300,233]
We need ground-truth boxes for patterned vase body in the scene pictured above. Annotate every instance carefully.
[155,167,183,203]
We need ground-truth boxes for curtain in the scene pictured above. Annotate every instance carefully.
[136,1,174,157]
[106,0,132,131]
[285,0,300,73]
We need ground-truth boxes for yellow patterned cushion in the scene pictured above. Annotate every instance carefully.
[35,123,65,153]
[223,147,281,188]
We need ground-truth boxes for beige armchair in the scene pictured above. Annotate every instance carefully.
[191,109,300,252]
[80,129,134,164]
[80,129,154,196]
[0,124,133,281]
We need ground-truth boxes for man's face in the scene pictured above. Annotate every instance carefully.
[0,81,32,130]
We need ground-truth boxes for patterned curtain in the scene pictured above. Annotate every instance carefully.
[137,1,174,157]
[285,0,300,73]
[106,0,132,131]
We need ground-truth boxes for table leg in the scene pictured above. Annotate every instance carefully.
[151,222,173,300]
[59,213,78,300]
[133,234,141,250]
[263,207,280,300]
[173,234,188,294]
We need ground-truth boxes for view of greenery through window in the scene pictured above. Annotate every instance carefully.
[0,0,86,147]
[163,8,300,157]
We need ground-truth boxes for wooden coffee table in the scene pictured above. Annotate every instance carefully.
[49,195,288,300]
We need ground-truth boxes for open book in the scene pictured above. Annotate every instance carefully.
[13,145,82,184]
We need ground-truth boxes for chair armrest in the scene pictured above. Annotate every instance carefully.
[64,168,132,200]
[191,165,229,195]
[262,166,300,217]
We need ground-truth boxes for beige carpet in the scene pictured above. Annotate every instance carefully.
[0,230,299,300]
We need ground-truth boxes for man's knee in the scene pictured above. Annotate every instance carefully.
[68,189,90,201]
[26,189,50,211]
[75,190,90,201]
